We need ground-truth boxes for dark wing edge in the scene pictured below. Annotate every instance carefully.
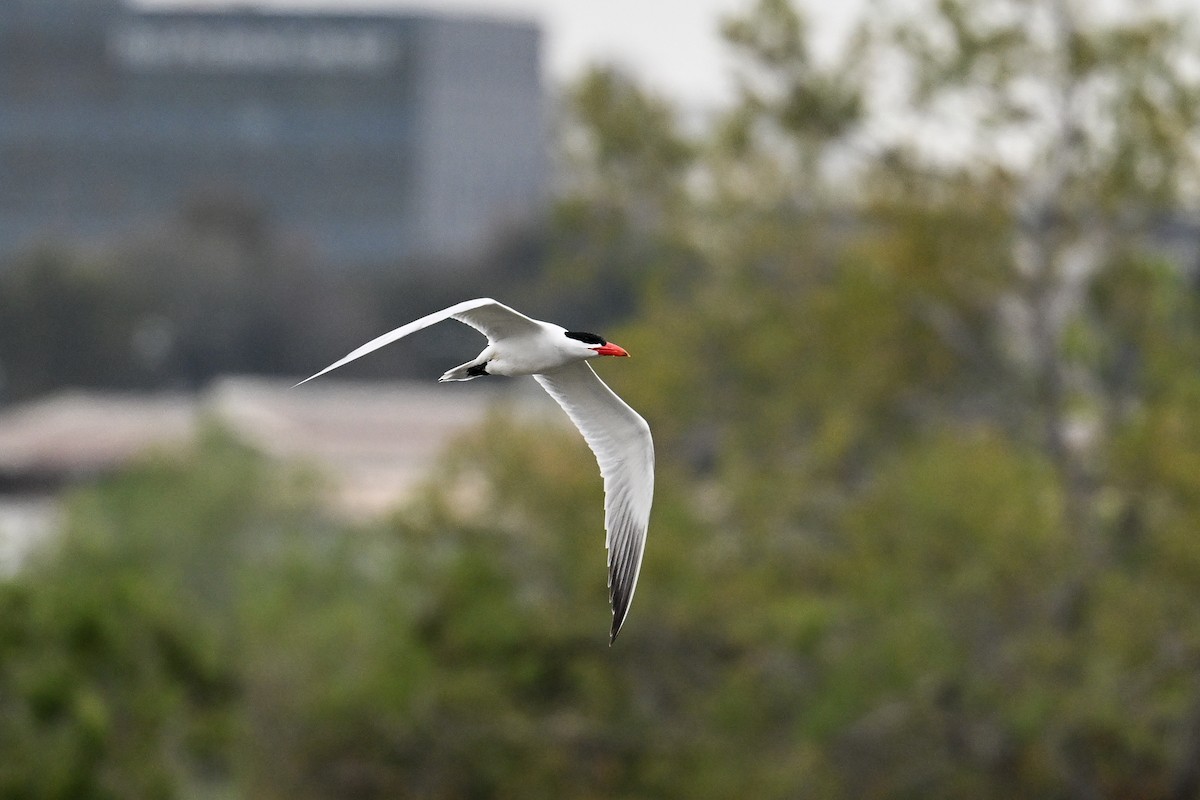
[534,362,655,643]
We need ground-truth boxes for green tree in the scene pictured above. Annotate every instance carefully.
[538,66,702,326]
[0,431,271,797]
[565,0,1200,795]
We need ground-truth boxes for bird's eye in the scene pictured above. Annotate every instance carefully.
[565,331,607,346]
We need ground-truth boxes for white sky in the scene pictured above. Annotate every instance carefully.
[139,0,839,107]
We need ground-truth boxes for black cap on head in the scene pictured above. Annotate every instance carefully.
[564,331,607,346]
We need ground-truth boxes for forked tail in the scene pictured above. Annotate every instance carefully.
[439,360,489,382]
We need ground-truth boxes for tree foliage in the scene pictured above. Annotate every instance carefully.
[0,199,555,402]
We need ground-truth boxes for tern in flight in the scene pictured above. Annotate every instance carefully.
[296,298,654,642]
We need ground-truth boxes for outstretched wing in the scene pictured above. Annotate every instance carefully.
[451,300,545,341]
[294,298,543,386]
[534,361,654,643]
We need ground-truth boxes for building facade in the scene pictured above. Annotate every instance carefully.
[0,0,545,267]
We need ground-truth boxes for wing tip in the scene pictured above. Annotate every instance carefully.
[609,588,632,644]
[292,367,332,388]
[604,533,646,648]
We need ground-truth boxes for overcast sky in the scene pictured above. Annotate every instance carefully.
[139,0,849,107]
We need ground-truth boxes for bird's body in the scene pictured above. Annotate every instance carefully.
[296,298,653,643]
[441,325,578,379]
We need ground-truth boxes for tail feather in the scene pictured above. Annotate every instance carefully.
[439,360,489,382]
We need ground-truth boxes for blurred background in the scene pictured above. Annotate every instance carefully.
[3,0,1200,797]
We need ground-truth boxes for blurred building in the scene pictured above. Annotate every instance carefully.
[0,0,545,267]
[0,376,562,571]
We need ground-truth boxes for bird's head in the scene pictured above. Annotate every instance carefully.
[564,330,630,359]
